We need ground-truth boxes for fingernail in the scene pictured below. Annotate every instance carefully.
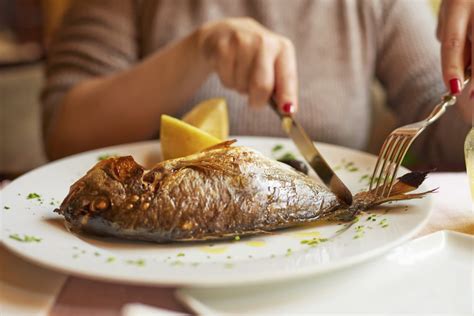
[282,102,294,114]
[449,78,462,95]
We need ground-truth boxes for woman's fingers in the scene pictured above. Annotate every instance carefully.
[214,36,235,88]
[274,39,298,114]
[440,0,470,94]
[233,32,257,93]
[248,38,278,107]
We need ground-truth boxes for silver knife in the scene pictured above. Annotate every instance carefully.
[270,98,353,205]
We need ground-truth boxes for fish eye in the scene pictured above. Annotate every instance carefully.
[90,197,110,211]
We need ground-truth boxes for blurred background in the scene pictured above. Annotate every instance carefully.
[1,0,69,180]
[0,0,440,181]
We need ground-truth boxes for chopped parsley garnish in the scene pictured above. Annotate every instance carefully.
[97,154,118,161]
[27,193,41,200]
[366,214,377,222]
[106,257,115,263]
[224,263,234,269]
[278,152,297,161]
[177,253,185,257]
[359,174,370,183]
[272,144,284,152]
[300,237,329,246]
[9,234,41,243]
[353,224,366,239]
[126,259,145,266]
[3,206,10,210]
[94,252,101,257]
[234,235,240,241]
[226,255,232,259]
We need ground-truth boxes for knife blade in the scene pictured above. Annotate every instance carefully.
[270,99,353,205]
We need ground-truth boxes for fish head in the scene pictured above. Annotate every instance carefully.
[55,156,145,223]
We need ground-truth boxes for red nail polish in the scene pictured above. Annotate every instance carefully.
[449,78,462,95]
[282,102,294,114]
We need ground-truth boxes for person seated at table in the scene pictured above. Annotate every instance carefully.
[41,0,472,170]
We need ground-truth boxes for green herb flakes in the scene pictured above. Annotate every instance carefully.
[272,144,284,152]
[359,174,370,183]
[94,252,101,257]
[224,263,234,269]
[366,214,377,222]
[9,234,41,243]
[3,206,10,210]
[379,219,388,226]
[27,193,41,200]
[278,152,297,161]
[300,237,328,246]
[97,154,118,161]
[106,257,116,263]
[234,235,240,241]
[126,259,145,267]
[177,253,185,257]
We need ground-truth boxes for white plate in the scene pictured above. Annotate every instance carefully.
[176,230,474,315]
[0,136,432,287]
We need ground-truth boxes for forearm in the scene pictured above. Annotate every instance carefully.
[46,30,211,160]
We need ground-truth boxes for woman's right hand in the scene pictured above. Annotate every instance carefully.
[197,18,298,114]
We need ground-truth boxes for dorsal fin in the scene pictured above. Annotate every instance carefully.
[200,139,237,152]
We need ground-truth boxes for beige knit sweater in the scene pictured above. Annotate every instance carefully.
[42,0,470,169]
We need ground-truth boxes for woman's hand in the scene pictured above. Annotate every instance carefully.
[437,0,473,98]
[197,18,298,113]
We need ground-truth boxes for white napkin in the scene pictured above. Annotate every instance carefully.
[418,172,473,236]
[0,244,67,316]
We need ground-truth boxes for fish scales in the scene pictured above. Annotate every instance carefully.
[56,143,431,242]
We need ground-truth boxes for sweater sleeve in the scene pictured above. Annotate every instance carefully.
[41,0,139,142]
[374,0,470,170]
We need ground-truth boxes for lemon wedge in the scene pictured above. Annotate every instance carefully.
[182,98,229,140]
[160,115,221,160]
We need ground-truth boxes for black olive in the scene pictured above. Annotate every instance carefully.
[278,158,309,175]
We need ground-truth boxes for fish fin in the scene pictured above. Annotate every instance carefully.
[369,171,430,196]
[174,157,239,176]
[373,188,438,206]
[201,139,237,152]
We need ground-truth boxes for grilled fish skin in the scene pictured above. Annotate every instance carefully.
[55,142,431,242]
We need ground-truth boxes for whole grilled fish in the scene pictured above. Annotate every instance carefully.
[56,141,432,242]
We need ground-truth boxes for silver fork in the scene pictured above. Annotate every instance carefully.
[369,69,471,197]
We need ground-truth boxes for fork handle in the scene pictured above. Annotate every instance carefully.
[426,67,471,124]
